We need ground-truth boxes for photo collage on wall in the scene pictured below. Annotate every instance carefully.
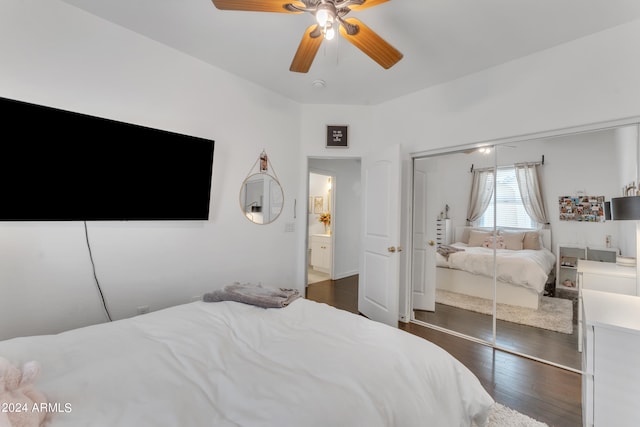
[558,195,605,222]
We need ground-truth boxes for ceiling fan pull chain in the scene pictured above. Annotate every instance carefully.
[336,30,340,65]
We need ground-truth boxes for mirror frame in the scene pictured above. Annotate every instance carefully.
[239,172,284,225]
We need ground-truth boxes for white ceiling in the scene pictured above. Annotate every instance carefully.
[59,0,640,105]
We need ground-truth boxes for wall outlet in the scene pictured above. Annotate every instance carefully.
[284,222,295,232]
[137,305,149,315]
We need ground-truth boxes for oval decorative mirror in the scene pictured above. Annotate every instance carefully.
[240,151,284,224]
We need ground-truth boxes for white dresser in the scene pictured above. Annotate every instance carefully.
[577,260,637,351]
[436,219,452,246]
[582,289,640,427]
[578,259,636,295]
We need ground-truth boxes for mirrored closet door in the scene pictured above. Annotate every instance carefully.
[411,123,639,371]
[411,148,497,345]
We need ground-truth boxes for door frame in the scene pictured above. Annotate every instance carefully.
[305,158,362,287]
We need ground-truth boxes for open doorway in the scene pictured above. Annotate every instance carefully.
[306,158,361,287]
[308,170,333,284]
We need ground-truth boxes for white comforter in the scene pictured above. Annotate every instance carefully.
[0,298,493,427]
[437,243,556,293]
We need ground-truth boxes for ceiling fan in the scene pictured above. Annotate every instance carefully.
[210,0,403,73]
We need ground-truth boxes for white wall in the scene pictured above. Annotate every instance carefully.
[498,130,622,251]
[373,19,640,154]
[0,0,303,340]
[614,125,639,256]
[295,106,375,285]
[415,150,490,235]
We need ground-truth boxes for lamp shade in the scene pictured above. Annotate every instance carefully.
[610,196,640,220]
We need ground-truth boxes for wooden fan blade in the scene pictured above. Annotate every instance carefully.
[211,0,303,13]
[338,18,403,69]
[290,25,323,73]
[347,0,390,11]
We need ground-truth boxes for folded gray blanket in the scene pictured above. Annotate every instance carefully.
[437,244,465,260]
[203,282,301,308]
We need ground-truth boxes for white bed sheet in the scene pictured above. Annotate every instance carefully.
[0,298,493,427]
[437,243,556,293]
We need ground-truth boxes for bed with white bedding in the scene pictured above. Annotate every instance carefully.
[436,227,555,309]
[0,297,493,427]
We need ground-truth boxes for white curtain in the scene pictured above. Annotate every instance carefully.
[466,168,495,225]
[515,162,550,227]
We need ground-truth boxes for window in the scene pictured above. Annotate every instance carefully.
[478,167,536,229]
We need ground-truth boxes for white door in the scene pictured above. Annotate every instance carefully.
[412,157,438,311]
[358,144,402,326]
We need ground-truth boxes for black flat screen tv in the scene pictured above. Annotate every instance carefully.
[0,96,214,221]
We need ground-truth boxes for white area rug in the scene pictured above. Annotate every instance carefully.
[436,289,573,334]
[482,403,548,427]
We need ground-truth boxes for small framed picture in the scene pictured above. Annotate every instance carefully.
[313,196,324,214]
[326,125,348,148]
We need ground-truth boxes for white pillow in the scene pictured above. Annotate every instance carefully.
[460,227,472,244]
[523,231,542,250]
[501,231,525,250]
[482,235,506,249]
[468,230,492,247]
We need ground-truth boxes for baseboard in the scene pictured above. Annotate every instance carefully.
[333,270,358,280]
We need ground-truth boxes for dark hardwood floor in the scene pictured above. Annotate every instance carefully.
[414,300,581,370]
[306,275,582,427]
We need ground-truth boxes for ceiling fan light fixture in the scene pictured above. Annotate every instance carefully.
[315,2,335,27]
[324,22,336,40]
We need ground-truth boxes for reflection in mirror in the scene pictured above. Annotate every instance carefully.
[411,147,496,345]
[494,124,638,370]
[240,173,284,224]
[411,123,639,372]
